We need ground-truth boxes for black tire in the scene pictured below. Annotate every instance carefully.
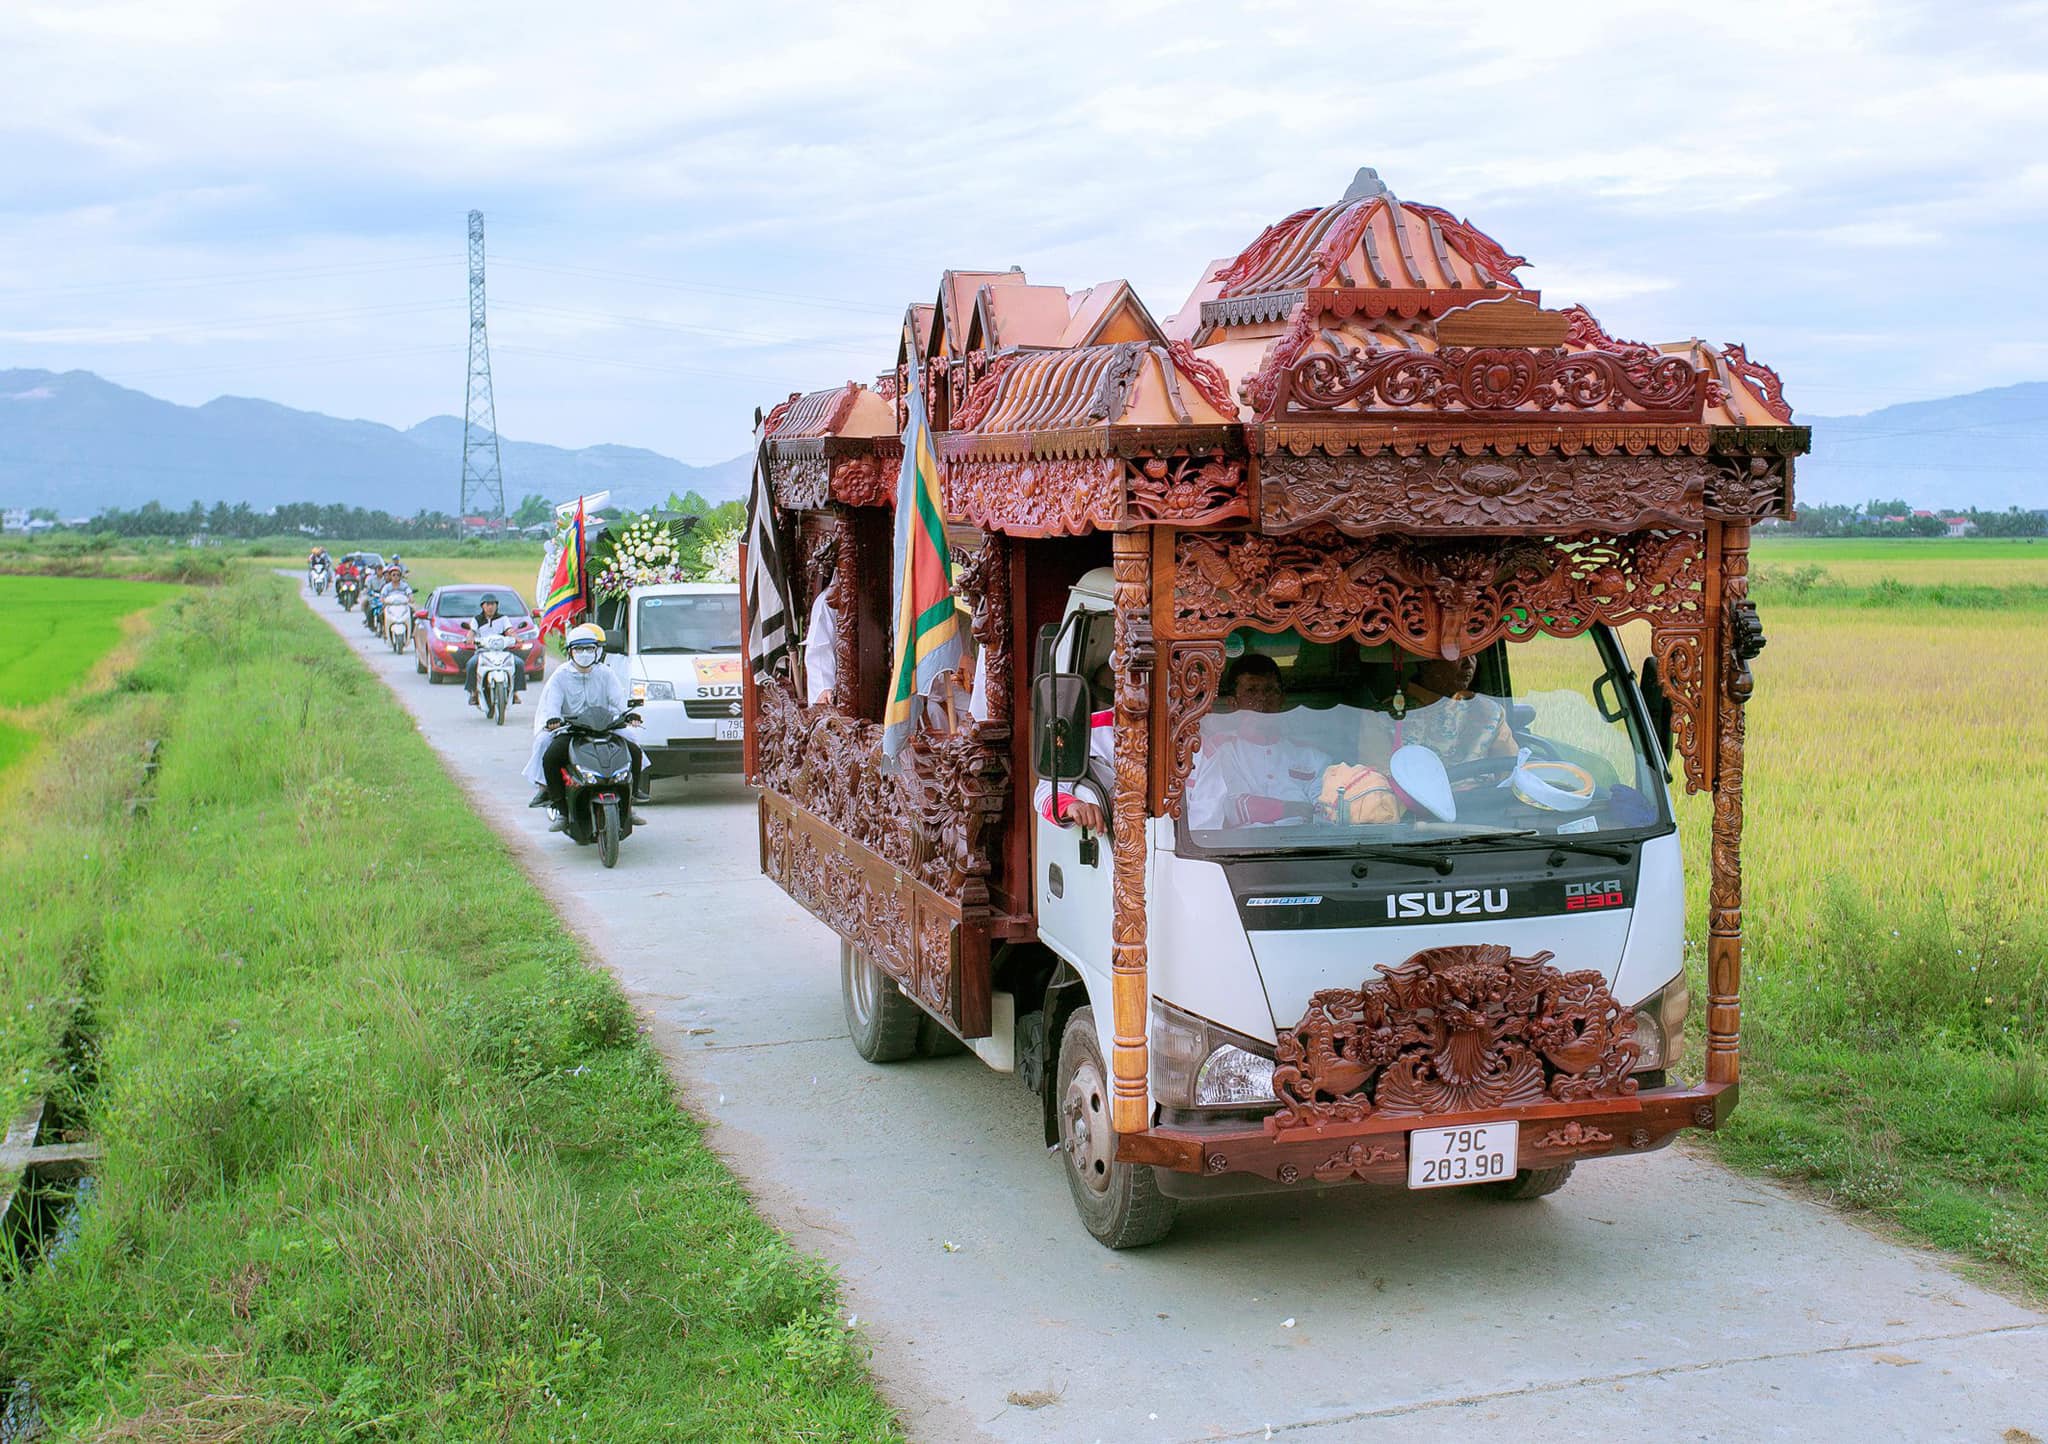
[1481,1163,1575,1200]
[597,799,620,869]
[916,1014,968,1058]
[494,692,507,726]
[416,652,428,675]
[1056,1007,1178,1249]
[840,940,921,1063]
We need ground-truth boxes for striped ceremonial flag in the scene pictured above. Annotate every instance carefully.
[538,497,587,636]
[744,434,797,683]
[881,374,962,761]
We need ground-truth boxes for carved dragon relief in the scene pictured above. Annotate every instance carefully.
[1270,945,1640,1133]
[753,676,1009,896]
[1259,448,1711,536]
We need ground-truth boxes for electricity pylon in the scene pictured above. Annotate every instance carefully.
[460,209,506,533]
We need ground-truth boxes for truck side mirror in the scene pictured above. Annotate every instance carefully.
[603,631,625,655]
[1638,656,1674,771]
[1031,671,1093,782]
[1034,621,1061,680]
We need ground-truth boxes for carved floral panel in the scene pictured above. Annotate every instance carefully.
[1260,449,1711,536]
[1270,945,1640,1133]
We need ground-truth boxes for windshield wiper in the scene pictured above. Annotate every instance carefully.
[1432,830,1635,863]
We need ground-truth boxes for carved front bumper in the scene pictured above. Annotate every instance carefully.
[1121,1080,1736,1181]
[1121,942,1735,1181]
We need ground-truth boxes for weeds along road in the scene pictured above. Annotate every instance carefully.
[295,579,2048,1444]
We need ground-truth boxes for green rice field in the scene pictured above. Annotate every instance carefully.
[0,575,181,779]
[0,576,180,709]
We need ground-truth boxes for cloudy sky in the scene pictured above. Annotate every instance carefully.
[4,0,2046,466]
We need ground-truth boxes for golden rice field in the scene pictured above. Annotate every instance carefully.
[1651,538,2048,1291]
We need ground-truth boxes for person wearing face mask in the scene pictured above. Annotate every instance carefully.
[524,623,648,823]
[1186,653,1331,831]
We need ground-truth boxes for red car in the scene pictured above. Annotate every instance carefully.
[414,585,546,684]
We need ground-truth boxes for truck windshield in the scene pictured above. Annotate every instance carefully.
[636,593,742,654]
[1177,626,1671,857]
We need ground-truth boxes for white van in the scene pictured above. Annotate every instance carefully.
[606,582,746,782]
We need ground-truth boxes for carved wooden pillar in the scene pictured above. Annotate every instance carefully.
[1110,528,1155,1135]
[1706,522,1751,1086]
[828,511,861,714]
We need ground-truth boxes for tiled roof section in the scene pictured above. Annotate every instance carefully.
[764,383,894,439]
[968,342,1236,434]
[933,270,1026,355]
[968,282,1073,350]
[1662,338,1797,426]
[1214,186,1527,299]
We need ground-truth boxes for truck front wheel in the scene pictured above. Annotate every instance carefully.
[840,941,922,1063]
[1056,1007,1178,1249]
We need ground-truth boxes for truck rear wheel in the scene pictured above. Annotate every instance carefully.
[1056,1007,1178,1249]
[1482,1162,1575,1200]
[841,941,921,1063]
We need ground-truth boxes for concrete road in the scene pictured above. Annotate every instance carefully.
[302,581,2048,1443]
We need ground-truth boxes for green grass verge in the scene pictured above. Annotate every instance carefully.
[0,574,901,1441]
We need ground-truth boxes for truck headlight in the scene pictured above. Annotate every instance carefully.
[1150,998,1277,1110]
[643,680,676,701]
[1629,976,1690,1073]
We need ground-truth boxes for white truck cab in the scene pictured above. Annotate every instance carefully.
[606,581,746,782]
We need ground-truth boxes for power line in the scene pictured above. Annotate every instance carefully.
[492,299,885,358]
[493,256,902,317]
[0,255,460,303]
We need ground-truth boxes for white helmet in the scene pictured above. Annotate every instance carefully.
[565,622,606,669]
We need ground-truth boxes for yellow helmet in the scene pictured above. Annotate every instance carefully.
[566,623,606,648]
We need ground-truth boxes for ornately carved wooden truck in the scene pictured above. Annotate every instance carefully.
[741,167,1808,1247]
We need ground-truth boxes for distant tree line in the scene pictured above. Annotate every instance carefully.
[74,489,745,541]
[1783,499,2046,538]
[83,499,462,539]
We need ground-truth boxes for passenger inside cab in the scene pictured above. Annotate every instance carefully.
[1185,654,1331,830]
[1179,627,1672,853]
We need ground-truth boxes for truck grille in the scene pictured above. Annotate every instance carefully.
[683,698,745,720]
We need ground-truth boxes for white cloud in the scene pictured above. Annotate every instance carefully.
[0,0,2043,455]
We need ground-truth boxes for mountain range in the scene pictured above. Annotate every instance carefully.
[1,366,2043,517]
[0,368,752,517]
[1792,380,2047,513]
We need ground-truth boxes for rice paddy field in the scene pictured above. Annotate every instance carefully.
[1666,535,2048,1291]
[0,575,181,779]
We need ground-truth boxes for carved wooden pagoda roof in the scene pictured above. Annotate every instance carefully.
[763,381,894,442]
[761,166,1810,537]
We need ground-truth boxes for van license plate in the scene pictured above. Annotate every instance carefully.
[714,719,743,741]
[1406,1122,1518,1189]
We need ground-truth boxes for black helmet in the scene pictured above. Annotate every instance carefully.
[478,594,499,608]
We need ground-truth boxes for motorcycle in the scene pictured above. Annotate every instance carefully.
[384,597,413,654]
[364,590,385,633]
[471,629,519,725]
[309,561,331,596]
[336,571,360,610]
[545,705,643,869]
